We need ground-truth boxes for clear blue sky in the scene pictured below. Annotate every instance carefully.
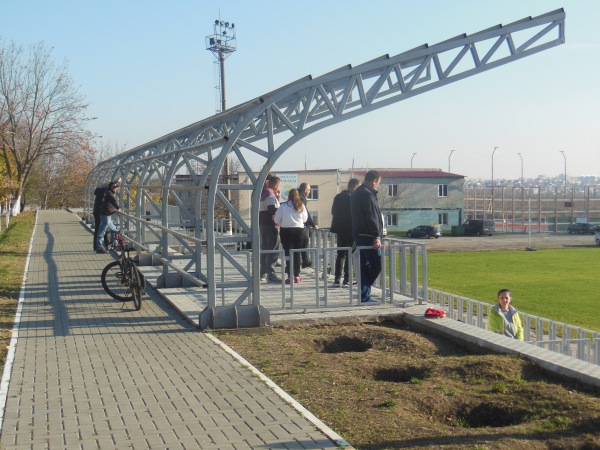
[3,0,598,180]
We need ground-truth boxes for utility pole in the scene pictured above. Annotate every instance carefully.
[491,146,499,221]
[448,149,455,172]
[207,19,237,235]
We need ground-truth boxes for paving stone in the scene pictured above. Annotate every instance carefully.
[0,210,344,450]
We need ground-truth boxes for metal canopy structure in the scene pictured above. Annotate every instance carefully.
[85,9,565,318]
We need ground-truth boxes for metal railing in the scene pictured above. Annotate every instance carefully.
[428,288,600,366]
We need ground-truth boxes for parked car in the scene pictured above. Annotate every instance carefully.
[596,228,600,246]
[406,225,441,239]
[567,222,596,235]
[463,219,495,236]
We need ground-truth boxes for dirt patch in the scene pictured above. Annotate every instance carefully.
[216,322,600,449]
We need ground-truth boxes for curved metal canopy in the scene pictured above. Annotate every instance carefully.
[85,9,565,314]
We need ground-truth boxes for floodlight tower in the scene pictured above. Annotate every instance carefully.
[207,19,237,234]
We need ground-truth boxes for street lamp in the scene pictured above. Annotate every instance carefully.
[448,150,455,172]
[560,150,567,194]
[491,146,499,220]
[517,152,524,226]
[411,152,417,169]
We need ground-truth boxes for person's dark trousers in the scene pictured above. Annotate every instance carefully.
[260,224,279,277]
[280,227,304,278]
[93,213,101,251]
[301,227,311,266]
[334,233,354,283]
[354,235,382,302]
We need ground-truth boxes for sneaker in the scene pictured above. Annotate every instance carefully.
[343,281,358,288]
[332,282,341,288]
[260,273,267,281]
[294,277,301,283]
[96,247,107,254]
[301,260,312,269]
[361,300,379,305]
[267,274,282,283]
[285,278,291,285]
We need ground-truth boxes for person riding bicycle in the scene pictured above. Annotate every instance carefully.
[96,181,121,253]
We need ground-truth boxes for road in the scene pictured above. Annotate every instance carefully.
[398,232,598,252]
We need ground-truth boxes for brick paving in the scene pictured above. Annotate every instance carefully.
[0,210,347,449]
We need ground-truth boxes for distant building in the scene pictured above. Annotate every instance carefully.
[237,168,466,233]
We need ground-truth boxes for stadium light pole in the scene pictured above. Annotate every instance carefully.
[491,146,499,221]
[207,20,237,235]
[411,152,417,169]
[448,149,455,172]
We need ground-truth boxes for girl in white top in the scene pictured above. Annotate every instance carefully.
[274,189,308,283]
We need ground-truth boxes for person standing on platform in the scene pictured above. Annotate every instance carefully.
[298,182,317,269]
[350,170,383,303]
[259,176,282,283]
[274,188,308,284]
[331,178,360,287]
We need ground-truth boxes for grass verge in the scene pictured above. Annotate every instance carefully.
[0,211,36,374]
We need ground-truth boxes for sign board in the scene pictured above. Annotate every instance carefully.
[277,173,298,200]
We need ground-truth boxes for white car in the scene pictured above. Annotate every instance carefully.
[595,228,600,246]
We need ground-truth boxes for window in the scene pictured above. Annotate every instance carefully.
[308,185,319,200]
[388,184,398,197]
[438,184,448,197]
[438,213,448,225]
[386,213,398,226]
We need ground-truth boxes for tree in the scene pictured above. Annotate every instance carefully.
[0,38,92,215]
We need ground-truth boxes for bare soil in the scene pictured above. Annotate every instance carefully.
[217,322,600,449]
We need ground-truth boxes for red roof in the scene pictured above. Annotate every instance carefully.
[351,170,464,179]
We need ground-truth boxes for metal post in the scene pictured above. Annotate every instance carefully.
[491,146,499,221]
[411,152,417,169]
[448,149,454,172]
[518,152,524,228]
[560,150,567,196]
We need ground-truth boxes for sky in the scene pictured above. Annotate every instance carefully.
[2,0,599,181]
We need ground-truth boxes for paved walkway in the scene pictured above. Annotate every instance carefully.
[0,210,347,449]
[3,209,600,450]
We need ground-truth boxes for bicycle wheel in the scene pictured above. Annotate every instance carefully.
[101,260,133,301]
[130,265,143,311]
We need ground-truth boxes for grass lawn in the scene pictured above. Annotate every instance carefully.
[424,248,600,332]
[0,211,36,373]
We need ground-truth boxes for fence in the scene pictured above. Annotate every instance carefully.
[428,288,600,366]
[464,185,600,232]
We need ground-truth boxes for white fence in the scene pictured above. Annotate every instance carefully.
[428,288,600,366]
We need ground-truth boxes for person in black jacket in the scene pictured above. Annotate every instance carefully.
[92,184,107,251]
[350,170,383,303]
[95,181,121,254]
[330,178,360,287]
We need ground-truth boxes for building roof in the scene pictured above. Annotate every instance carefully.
[350,169,465,179]
[272,168,465,179]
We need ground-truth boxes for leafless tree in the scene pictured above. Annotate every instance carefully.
[0,38,92,215]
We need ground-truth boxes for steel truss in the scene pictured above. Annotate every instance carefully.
[85,9,565,318]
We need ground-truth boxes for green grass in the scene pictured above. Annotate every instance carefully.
[0,211,36,371]
[0,211,36,299]
[422,248,600,332]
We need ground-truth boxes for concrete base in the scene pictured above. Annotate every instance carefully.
[199,305,270,331]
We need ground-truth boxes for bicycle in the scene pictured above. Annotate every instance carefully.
[100,229,145,310]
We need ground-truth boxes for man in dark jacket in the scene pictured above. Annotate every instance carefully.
[92,184,107,251]
[350,170,383,303]
[330,178,360,287]
[95,181,121,253]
